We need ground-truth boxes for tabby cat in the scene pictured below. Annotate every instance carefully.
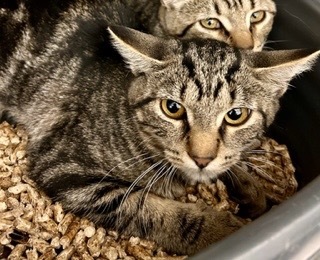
[128,0,276,50]
[0,0,319,256]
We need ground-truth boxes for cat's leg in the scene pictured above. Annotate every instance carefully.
[32,167,244,255]
[116,192,245,255]
[83,191,244,255]
[220,166,268,219]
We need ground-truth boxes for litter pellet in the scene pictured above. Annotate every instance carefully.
[0,122,297,259]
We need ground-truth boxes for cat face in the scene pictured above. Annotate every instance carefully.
[158,0,276,51]
[127,46,273,183]
[109,26,319,183]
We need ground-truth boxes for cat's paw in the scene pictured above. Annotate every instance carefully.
[179,206,245,255]
[234,182,267,219]
[221,169,268,219]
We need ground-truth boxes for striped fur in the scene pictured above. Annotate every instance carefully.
[128,0,276,50]
[1,0,319,255]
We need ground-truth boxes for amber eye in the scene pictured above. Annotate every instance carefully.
[161,99,186,120]
[250,11,266,24]
[224,108,251,126]
[200,18,222,30]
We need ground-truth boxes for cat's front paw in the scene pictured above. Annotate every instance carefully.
[221,168,268,219]
[235,183,267,219]
[179,206,245,256]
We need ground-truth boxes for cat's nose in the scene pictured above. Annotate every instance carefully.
[190,155,213,169]
[231,31,254,50]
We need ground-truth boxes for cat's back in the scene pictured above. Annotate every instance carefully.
[0,0,138,132]
[0,0,138,69]
[0,0,78,65]
[0,0,138,90]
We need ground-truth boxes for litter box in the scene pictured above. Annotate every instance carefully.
[193,0,320,259]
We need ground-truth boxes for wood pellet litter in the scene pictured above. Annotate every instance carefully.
[0,122,297,259]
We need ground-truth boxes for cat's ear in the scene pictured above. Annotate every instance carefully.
[160,0,187,9]
[108,25,174,75]
[249,49,320,96]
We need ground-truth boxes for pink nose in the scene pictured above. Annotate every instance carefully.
[190,155,213,169]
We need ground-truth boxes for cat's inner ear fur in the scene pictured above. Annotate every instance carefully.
[249,49,320,96]
[108,25,174,75]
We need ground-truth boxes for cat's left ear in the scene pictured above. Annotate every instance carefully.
[108,25,175,75]
[248,49,320,96]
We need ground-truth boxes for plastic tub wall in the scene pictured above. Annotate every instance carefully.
[193,0,320,259]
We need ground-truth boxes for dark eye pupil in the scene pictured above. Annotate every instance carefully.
[207,19,213,25]
[227,108,242,120]
[167,100,181,113]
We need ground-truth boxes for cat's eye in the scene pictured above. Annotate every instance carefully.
[250,11,266,24]
[161,99,186,120]
[200,18,222,30]
[224,108,251,126]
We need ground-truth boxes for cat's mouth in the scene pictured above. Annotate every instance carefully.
[173,155,240,184]
[163,147,242,183]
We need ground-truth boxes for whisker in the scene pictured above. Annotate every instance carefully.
[135,136,153,150]
[225,169,236,187]
[241,161,276,184]
[264,39,289,44]
[138,162,170,234]
[232,164,250,181]
[164,166,177,198]
[263,39,290,51]
[246,149,282,156]
[73,153,157,218]
[248,156,285,173]
[98,152,150,184]
[283,9,318,39]
[91,153,159,216]
[232,163,257,184]
[142,162,170,202]
[120,158,163,205]
[262,46,275,50]
[117,158,164,225]
[141,163,171,211]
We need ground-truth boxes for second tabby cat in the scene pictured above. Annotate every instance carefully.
[128,0,276,50]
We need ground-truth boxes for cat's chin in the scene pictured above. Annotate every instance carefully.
[179,167,227,185]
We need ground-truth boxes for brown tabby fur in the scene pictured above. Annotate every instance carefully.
[0,0,319,255]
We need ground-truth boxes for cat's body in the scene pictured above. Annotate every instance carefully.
[127,0,276,50]
[0,0,319,255]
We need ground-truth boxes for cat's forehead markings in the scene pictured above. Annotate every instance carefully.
[249,0,256,9]
[213,2,221,15]
[214,0,252,10]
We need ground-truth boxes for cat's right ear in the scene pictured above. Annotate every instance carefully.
[248,49,320,96]
[107,25,175,75]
